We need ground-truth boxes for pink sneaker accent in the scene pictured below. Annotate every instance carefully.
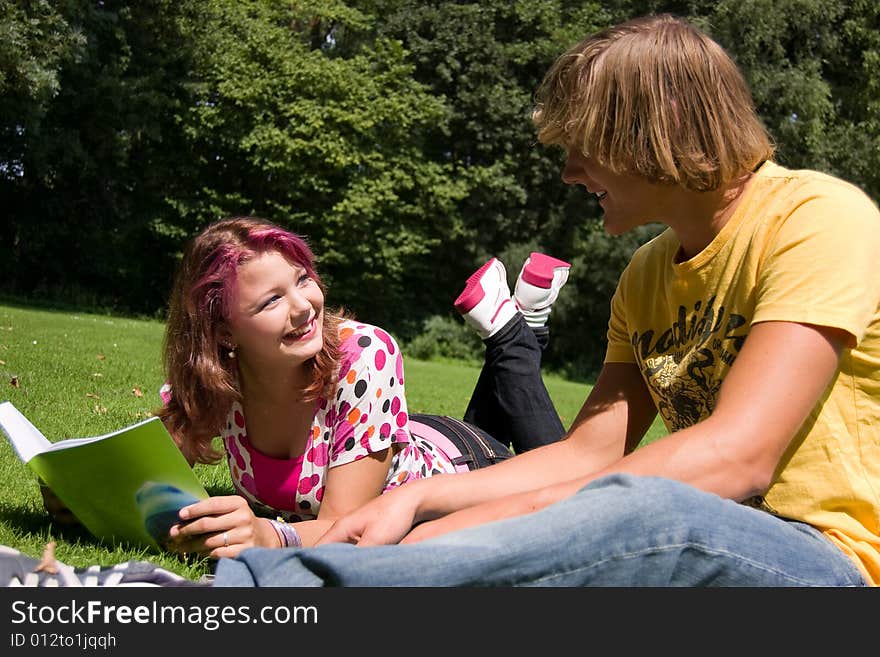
[520,253,571,289]
[454,258,497,313]
[454,258,516,339]
[514,252,570,328]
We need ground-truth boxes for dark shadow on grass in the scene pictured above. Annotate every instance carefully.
[2,485,232,555]
[0,502,97,545]
[205,484,235,497]
[0,293,163,323]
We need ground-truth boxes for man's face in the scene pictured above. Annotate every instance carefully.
[561,149,663,235]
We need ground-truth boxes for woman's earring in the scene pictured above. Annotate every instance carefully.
[226,346,236,359]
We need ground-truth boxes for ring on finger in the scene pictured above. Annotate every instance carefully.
[223,531,229,548]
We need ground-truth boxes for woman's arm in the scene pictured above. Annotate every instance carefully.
[291,447,395,546]
[166,447,395,556]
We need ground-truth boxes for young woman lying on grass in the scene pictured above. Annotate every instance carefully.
[40,216,571,558]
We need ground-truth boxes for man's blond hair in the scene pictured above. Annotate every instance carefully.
[533,14,775,191]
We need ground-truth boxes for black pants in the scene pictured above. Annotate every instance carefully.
[464,313,566,453]
[413,314,567,464]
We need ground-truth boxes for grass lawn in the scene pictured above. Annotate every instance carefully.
[0,302,666,579]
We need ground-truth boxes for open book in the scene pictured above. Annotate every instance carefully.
[0,401,209,551]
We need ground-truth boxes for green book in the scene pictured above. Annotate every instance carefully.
[0,400,209,551]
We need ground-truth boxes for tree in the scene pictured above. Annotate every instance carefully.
[2,1,876,377]
[0,0,201,312]
[167,0,471,329]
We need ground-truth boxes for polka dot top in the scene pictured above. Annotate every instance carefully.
[221,320,458,521]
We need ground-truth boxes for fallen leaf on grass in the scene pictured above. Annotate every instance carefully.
[96,354,106,361]
[10,376,19,388]
[93,404,107,415]
[85,393,100,399]
[132,387,143,397]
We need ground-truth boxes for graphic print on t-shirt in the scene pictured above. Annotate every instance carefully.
[631,296,748,430]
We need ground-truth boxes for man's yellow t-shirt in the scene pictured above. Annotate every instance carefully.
[605,161,880,584]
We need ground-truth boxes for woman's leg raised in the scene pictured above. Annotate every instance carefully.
[455,255,569,452]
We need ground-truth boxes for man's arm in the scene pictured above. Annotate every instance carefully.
[401,320,849,543]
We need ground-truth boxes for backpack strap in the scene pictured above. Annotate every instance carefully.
[409,417,470,474]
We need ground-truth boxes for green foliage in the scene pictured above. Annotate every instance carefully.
[162,0,473,329]
[0,0,200,315]
[0,0,84,122]
[403,315,483,363]
[1,0,878,378]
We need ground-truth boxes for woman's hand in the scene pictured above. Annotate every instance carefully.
[165,495,279,558]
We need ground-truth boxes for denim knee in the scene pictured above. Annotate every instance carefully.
[576,473,708,522]
[564,473,866,586]
[566,473,776,560]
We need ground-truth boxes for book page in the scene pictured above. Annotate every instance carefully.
[26,415,209,550]
[0,401,51,463]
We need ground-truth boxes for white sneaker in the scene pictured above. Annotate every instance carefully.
[453,258,517,339]
[514,253,571,327]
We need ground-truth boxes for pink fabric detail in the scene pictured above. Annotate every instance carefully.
[409,419,469,474]
[238,435,305,511]
[228,439,247,470]
[240,472,258,496]
[490,297,513,323]
[310,442,329,466]
[298,473,320,495]
[374,328,396,355]
[159,383,172,405]
[333,422,354,453]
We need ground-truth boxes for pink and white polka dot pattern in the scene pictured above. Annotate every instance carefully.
[221,320,457,521]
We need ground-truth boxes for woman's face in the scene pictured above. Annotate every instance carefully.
[224,250,324,371]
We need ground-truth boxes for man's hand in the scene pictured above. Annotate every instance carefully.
[317,482,424,546]
[400,488,556,544]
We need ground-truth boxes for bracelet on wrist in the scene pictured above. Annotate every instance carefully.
[269,517,302,548]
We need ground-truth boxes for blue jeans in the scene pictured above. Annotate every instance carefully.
[463,314,566,453]
[212,474,867,587]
